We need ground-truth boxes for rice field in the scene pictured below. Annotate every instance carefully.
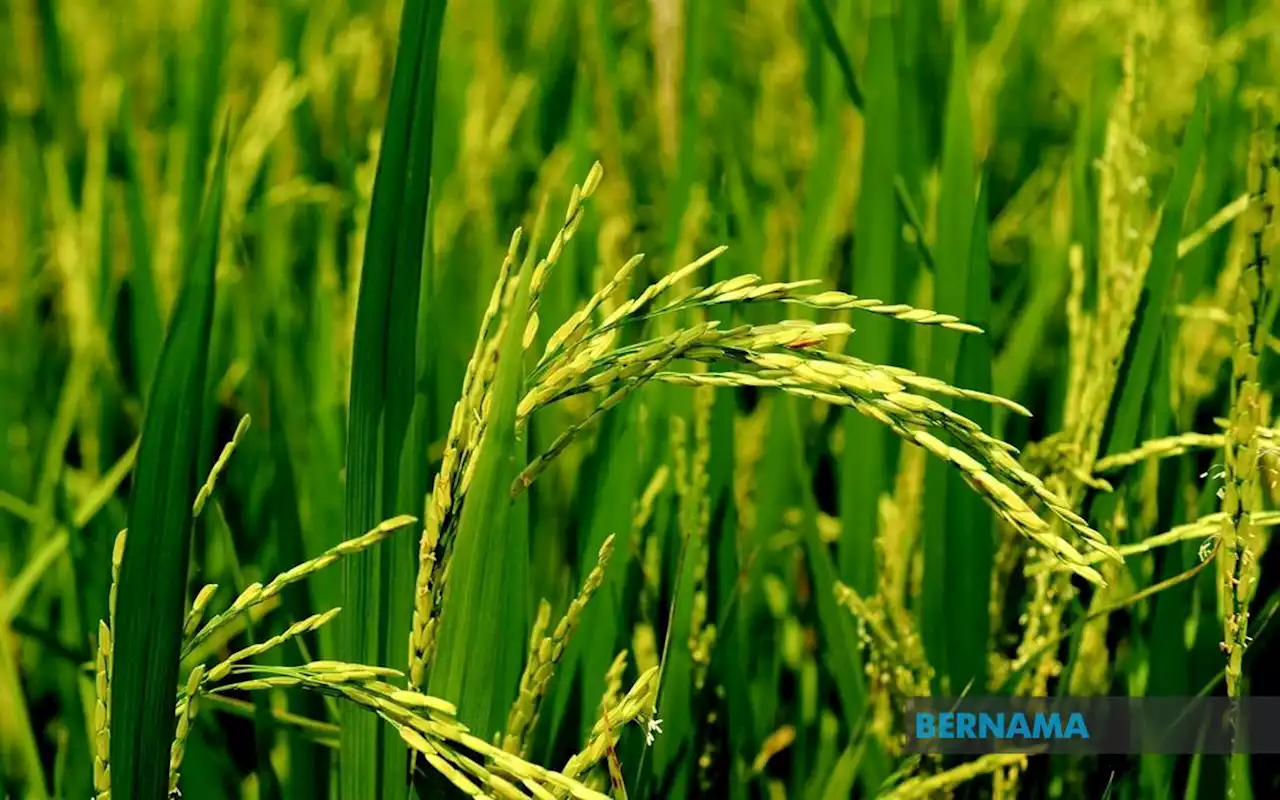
[1,0,1278,797]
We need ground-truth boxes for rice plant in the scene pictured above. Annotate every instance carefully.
[3,0,1279,798]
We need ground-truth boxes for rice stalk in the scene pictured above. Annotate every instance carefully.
[587,650,632,796]
[1007,23,1167,710]
[92,622,113,798]
[517,279,1116,581]
[1093,432,1228,473]
[425,181,538,743]
[1218,118,1276,699]
[1029,510,1280,574]
[523,162,605,351]
[191,414,250,517]
[410,227,525,687]
[834,582,931,754]
[166,664,204,795]
[503,534,616,757]
[184,515,415,658]
[684,387,714,692]
[881,754,1030,800]
[209,663,611,800]
[560,666,660,786]
[204,608,342,684]
[1178,192,1253,259]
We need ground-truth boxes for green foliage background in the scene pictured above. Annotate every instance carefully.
[1,0,1278,797]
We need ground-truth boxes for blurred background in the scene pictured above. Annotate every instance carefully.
[2,0,1279,797]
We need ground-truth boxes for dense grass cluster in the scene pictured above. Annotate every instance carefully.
[3,0,1280,798]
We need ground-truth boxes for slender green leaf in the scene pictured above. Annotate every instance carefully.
[339,0,446,796]
[947,176,993,693]
[840,0,897,597]
[117,86,161,393]
[109,124,228,800]
[177,0,227,245]
[427,258,533,739]
[806,0,934,272]
[923,8,986,693]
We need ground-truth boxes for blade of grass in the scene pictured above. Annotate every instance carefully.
[805,0,864,110]
[704,168,750,799]
[839,0,897,597]
[648,0,707,789]
[0,440,138,626]
[948,176,994,693]
[923,6,978,693]
[108,121,228,800]
[579,404,643,739]
[742,398,796,752]
[797,3,849,286]
[805,0,934,273]
[427,249,533,740]
[176,0,228,247]
[650,474,698,798]
[339,0,446,796]
[1178,34,1245,306]
[991,241,1069,431]
[1137,359,1188,800]
[117,84,161,393]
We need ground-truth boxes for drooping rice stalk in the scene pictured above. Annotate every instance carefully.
[880,754,1030,800]
[209,662,617,800]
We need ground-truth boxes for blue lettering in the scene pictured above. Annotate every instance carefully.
[979,713,1003,738]
[915,709,1089,743]
[939,712,955,738]
[1065,712,1089,738]
[1007,712,1030,738]
[916,713,936,739]
[1032,713,1064,739]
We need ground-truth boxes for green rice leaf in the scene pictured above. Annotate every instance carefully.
[427,254,533,740]
[840,0,897,597]
[177,0,228,245]
[806,0,934,273]
[108,122,228,800]
[923,7,984,694]
[946,176,993,693]
[339,0,446,796]
[805,0,864,111]
[117,85,161,393]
